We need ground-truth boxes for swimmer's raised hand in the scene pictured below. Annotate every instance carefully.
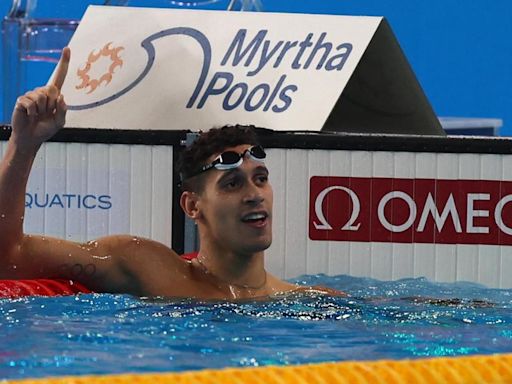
[11,47,70,151]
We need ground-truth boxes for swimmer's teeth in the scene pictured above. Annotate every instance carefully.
[244,213,266,222]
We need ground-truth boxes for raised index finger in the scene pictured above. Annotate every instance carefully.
[51,47,71,91]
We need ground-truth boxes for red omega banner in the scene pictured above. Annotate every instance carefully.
[309,176,512,245]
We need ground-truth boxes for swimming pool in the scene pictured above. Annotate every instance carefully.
[2,274,511,381]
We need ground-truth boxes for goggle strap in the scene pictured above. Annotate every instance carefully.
[184,146,266,180]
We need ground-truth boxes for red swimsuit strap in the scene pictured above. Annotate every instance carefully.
[180,252,199,261]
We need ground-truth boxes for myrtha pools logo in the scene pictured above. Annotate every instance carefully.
[68,27,353,113]
[75,42,124,94]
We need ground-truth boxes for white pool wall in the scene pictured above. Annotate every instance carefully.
[3,140,511,289]
[265,148,512,289]
[0,142,174,248]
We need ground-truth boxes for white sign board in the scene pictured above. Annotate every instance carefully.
[59,6,381,131]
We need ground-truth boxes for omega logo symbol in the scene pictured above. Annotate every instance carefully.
[311,176,512,245]
[313,186,361,231]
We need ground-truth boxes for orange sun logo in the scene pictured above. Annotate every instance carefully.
[76,42,124,94]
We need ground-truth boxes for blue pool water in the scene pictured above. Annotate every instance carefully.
[1,274,511,380]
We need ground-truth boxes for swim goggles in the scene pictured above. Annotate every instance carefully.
[187,145,266,179]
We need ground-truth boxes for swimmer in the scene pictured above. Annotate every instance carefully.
[0,48,345,300]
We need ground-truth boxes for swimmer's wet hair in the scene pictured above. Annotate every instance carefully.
[177,125,260,192]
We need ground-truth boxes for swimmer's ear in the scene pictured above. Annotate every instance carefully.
[180,191,201,220]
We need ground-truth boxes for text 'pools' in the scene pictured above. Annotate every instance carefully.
[190,29,352,113]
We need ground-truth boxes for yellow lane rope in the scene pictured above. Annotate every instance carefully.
[9,353,512,384]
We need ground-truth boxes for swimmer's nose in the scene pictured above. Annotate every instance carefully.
[243,184,264,206]
[244,194,264,206]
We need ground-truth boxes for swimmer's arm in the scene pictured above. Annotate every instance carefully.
[1,234,183,295]
[362,296,495,308]
[400,296,495,308]
[0,48,69,259]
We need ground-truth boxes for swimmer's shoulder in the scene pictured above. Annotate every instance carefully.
[105,235,202,296]
[96,234,188,275]
[295,285,348,297]
[267,273,297,293]
[267,273,348,297]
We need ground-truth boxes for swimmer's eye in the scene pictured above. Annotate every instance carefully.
[222,176,242,190]
[255,174,268,185]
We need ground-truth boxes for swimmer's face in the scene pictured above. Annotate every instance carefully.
[194,144,273,255]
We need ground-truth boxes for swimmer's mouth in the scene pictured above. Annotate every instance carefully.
[241,211,269,225]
